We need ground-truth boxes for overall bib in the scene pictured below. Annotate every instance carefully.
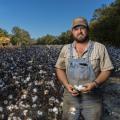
[62,42,102,120]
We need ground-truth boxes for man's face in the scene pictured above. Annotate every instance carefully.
[72,25,89,43]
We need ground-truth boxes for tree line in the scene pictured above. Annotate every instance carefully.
[0,0,120,47]
[89,0,120,47]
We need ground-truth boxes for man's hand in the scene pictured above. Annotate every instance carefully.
[81,82,96,93]
[66,84,79,96]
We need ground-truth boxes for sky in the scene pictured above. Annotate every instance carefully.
[0,0,114,39]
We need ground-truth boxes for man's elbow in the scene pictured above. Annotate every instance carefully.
[102,70,112,77]
[107,70,112,75]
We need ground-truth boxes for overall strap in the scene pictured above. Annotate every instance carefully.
[69,41,94,59]
[86,41,94,62]
[69,44,73,58]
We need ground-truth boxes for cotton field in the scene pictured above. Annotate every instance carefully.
[0,45,120,120]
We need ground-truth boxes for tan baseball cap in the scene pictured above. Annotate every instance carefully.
[72,17,88,28]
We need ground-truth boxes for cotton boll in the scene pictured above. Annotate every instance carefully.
[23,110,28,116]
[33,88,37,93]
[44,90,49,95]
[74,84,85,91]
[8,95,13,99]
[69,107,76,115]
[53,107,58,114]
[4,100,8,105]
[37,110,43,116]
[32,96,38,103]
[0,106,3,112]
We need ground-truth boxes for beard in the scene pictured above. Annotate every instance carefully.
[73,33,89,43]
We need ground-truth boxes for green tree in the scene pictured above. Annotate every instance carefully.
[0,28,8,37]
[58,30,73,44]
[11,26,31,46]
[37,30,73,45]
[89,0,120,47]
[37,34,56,45]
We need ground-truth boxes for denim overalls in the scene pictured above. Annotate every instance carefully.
[62,41,102,120]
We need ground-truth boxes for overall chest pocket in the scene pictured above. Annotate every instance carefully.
[67,59,90,82]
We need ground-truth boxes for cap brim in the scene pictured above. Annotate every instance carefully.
[72,24,87,29]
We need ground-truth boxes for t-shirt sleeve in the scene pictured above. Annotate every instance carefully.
[55,46,66,69]
[100,45,114,71]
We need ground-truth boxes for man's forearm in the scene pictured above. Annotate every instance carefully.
[77,70,112,92]
[94,70,112,86]
[55,68,69,88]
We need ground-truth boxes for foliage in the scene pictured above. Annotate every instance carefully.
[37,34,57,45]
[89,0,120,47]
[37,30,73,45]
[11,26,31,46]
[0,28,9,37]
[57,30,73,44]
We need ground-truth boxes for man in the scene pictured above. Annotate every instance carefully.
[55,17,114,120]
